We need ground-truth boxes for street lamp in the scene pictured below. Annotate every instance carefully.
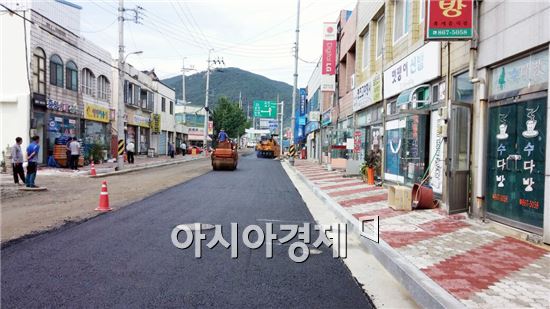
[116,50,143,170]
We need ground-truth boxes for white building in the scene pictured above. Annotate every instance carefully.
[1,0,113,164]
[145,70,176,155]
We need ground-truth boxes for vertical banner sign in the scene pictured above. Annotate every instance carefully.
[426,0,474,40]
[208,121,214,135]
[322,22,337,74]
[299,88,307,115]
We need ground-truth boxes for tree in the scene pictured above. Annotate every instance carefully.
[211,97,250,141]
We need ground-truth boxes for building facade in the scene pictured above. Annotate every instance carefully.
[1,1,113,164]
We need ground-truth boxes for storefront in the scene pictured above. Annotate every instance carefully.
[126,111,151,155]
[30,93,47,164]
[485,49,548,235]
[382,42,442,187]
[45,98,82,160]
[83,102,110,161]
[353,73,383,163]
[305,118,320,160]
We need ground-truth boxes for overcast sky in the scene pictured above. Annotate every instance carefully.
[73,0,356,86]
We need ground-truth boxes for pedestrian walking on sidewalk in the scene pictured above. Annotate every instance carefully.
[10,137,25,185]
[69,138,81,171]
[126,140,135,164]
[180,141,187,156]
[25,135,40,188]
[169,142,175,158]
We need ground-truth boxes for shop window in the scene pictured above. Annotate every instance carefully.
[81,68,95,96]
[65,61,78,91]
[97,75,110,101]
[393,0,410,43]
[170,101,174,115]
[454,72,473,103]
[161,97,166,112]
[49,54,63,87]
[32,47,46,94]
[362,30,370,70]
[376,16,385,58]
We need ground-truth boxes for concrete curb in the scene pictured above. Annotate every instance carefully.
[89,157,208,178]
[283,162,465,309]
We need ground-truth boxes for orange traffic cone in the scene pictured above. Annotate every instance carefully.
[90,162,97,176]
[95,180,112,212]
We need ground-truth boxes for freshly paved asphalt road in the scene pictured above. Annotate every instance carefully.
[1,154,373,308]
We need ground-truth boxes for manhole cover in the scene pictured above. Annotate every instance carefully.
[176,223,215,231]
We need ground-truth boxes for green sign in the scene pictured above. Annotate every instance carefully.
[253,100,277,119]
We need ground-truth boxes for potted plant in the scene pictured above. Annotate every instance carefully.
[361,149,381,185]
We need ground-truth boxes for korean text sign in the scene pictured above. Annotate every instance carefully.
[426,0,474,40]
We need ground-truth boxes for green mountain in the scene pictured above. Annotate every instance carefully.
[161,67,294,128]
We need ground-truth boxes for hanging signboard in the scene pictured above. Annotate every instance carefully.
[151,114,161,134]
[299,88,307,115]
[322,22,337,75]
[426,0,474,40]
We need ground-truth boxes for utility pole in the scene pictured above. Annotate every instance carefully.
[116,0,142,170]
[116,0,125,170]
[203,49,213,155]
[289,0,300,166]
[181,57,187,105]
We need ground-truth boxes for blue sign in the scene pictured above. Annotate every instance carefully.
[299,88,307,115]
[298,116,306,125]
[305,121,320,135]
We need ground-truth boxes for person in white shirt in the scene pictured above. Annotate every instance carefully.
[11,137,25,185]
[126,141,135,164]
[69,138,81,170]
[180,142,187,156]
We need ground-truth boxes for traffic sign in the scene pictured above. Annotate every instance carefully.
[253,100,277,119]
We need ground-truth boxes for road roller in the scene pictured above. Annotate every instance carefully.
[255,135,280,159]
[211,140,238,170]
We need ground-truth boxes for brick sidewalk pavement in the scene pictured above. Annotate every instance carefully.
[293,160,550,308]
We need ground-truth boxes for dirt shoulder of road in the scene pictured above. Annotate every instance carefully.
[0,159,212,245]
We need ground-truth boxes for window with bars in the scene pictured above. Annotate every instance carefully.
[81,68,95,96]
[50,54,63,87]
[32,47,46,94]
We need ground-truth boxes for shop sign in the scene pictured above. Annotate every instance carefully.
[129,114,150,128]
[298,116,306,126]
[299,88,307,115]
[353,74,382,112]
[46,98,80,115]
[490,50,548,98]
[429,111,444,194]
[322,109,332,126]
[309,111,321,122]
[383,42,441,99]
[353,130,362,153]
[188,127,204,136]
[305,121,320,135]
[84,103,110,123]
[151,114,161,134]
[208,121,214,135]
[33,93,46,106]
[321,74,336,92]
[322,22,337,75]
[426,0,474,40]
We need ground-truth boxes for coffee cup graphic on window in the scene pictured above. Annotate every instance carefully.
[496,123,508,140]
[522,119,539,138]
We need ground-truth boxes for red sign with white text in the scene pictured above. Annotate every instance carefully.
[426,0,474,40]
[322,22,337,75]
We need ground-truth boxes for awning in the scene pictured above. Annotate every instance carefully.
[396,84,430,107]
[188,135,212,142]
